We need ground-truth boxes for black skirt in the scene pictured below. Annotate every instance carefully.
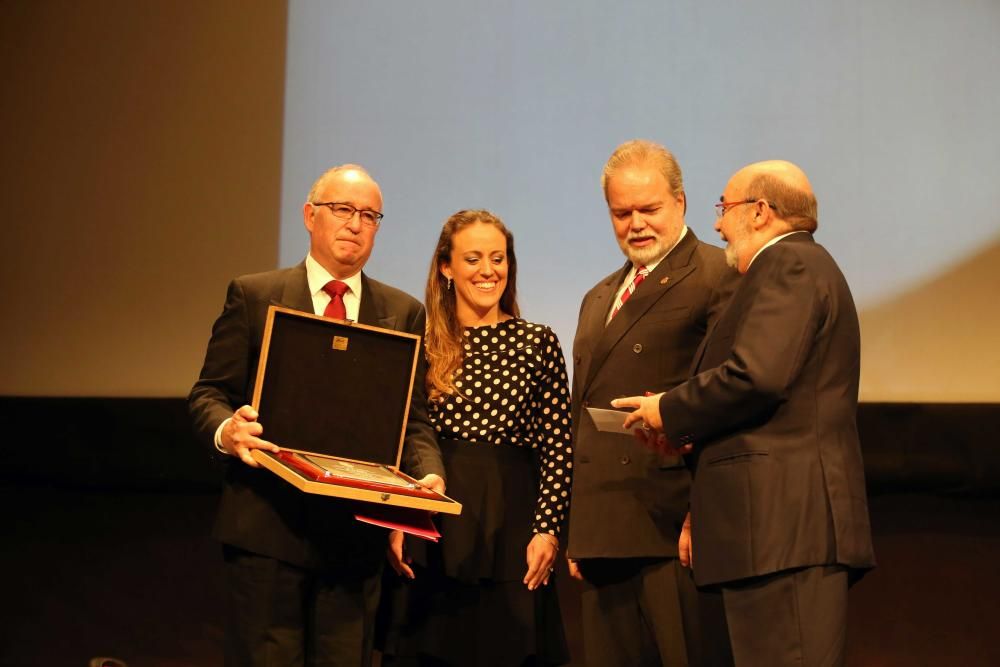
[379,439,569,666]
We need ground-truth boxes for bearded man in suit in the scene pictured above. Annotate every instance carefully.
[189,164,445,667]
[617,160,876,667]
[566,140,737,666]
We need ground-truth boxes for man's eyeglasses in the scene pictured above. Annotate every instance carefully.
[312,201,383,227]
[714,199,777,219]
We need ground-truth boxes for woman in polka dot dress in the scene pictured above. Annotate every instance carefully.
[382,210,573,666]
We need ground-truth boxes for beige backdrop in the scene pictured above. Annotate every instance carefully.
[0,0,286,397]
[858,238,1000,403]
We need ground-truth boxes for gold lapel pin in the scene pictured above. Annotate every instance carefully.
[660,277,670,285]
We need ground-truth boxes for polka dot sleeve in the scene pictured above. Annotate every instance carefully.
[526,326,574,538]
[428,319,574,537]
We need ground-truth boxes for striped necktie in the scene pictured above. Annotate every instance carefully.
[609,265,648,321]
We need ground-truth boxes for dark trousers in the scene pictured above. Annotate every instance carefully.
[707,565,849,667]
[223,545,384,667]
[578,557,704,667]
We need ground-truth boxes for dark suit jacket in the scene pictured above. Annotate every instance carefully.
[189,263,444,570]
[659,233,876,586]
[567,230,736,559]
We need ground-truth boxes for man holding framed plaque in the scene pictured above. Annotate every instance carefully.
[189,164,445,667]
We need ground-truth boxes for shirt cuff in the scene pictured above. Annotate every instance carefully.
[214,418,232,455]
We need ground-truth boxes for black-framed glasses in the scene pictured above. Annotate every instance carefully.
[714,199,777,219]
[312,201,383,227]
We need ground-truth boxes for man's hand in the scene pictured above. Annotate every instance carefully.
[612,393,664,431]
[386,529,415,579]
[220,405,279,467]
[679,511,693,568]
[567,556,584,582]
[524,533,558,590]
[611,394,692,455]
[416,473,445,496]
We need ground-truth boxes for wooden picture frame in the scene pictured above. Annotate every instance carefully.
[249,306,460,515]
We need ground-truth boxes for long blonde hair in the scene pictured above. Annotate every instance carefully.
[424,210,520,402]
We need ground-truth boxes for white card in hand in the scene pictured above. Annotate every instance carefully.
[586,406,634,435]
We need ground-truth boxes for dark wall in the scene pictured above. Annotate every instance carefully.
[5,398,997,495]
[860,403,1000,496]
[0,397,221,491]
[2,398,998,665]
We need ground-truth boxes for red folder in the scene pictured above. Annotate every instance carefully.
[354,504,441,542]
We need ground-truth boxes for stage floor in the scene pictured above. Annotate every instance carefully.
[3,484,998,666]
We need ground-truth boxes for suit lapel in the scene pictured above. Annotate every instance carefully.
[583,231,701,392]
[275,262,313,313]
[690,320,714,374]
[357,273,398,330]
[688,232,812,374]
[576,265,628,395]
[690,272,743,374]
[270,266,398,329]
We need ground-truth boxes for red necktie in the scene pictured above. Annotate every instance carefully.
[323,280,349,320]
[609,265,649,321]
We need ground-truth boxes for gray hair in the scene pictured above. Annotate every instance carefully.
[601,139,684,201]
[745,173,818,232]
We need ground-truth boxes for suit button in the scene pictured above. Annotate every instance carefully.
[620,455,631,465]
[633,343,642,353]
[582,400,590,408]
[574,355,582,365]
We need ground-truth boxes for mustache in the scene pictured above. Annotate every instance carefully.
[625,231,660,242]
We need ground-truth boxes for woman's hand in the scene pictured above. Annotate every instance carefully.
[678,511,693,568]
[524,533,559,591]
[387,530,415,579]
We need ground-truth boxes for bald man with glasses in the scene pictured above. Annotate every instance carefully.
[617,160,876,667]
[189,164,445,667]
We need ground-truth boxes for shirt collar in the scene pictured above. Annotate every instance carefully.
[747,230,808,269]
[305,254,363,299]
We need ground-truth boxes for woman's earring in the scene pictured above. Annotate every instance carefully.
[446,277,452,291]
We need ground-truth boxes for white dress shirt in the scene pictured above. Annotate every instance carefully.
[305,253,363,322]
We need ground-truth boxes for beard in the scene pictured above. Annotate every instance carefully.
[723,214,753,269]
[724,242,741,269]
[619,232,670,266]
